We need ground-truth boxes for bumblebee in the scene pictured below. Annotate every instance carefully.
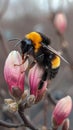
[9,32,69,89]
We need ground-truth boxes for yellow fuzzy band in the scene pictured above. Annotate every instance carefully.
[25,32,42,52]
[51,56,60,69]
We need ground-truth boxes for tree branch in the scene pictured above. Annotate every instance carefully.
[47,92,57,106]
[0,120,24,128]
[18,103,38,130]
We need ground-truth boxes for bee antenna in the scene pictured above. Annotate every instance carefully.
[8,38,22,47]
[14,40,22,47]
[8,38,21,42]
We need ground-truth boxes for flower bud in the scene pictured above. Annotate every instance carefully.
[4,50,25,99]
[8,102,18,113]
[21,89,29,100]
[42,126,47,130]
[4,98,14,104]
[62,118,70,130]
[27,95,35,106]
[52,96,72,126]
[28,64,48,102]
[54,13,67,34]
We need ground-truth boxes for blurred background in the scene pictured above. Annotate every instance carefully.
[0,0,73,130]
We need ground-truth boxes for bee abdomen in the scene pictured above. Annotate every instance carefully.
[50,67,59,79]
[51,56,60,69]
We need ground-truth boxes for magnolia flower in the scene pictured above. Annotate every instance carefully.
[54,13,67,34]
[28,64,48,102]
[52,96,72,127]
[4,50,28,99]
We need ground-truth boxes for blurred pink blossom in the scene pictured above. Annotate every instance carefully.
[52,96,72,126]
[28,64,48,102]
[4,50,26,99]
[54,13,67,34]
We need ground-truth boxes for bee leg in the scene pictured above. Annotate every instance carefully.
[14,46,33,66]
[35,53,44,64]
[27,53,44,71]
[28,60,36,70]
[18,47,33,66]
[14,54,29,66]
[27,47,33,55]
[38,68,48,90]
[22,54,29,63]
[20,46,33,65]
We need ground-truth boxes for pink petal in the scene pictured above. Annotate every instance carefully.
[52,96,72,125]
[4,50,25,97]
[28,64,48,102]
[54,13,67,34]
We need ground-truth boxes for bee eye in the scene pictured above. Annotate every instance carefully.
[25,39,32,45]
[21,39,32,45]
[25,39,31,45]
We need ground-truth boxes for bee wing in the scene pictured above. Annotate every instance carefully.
[41,42,70,65]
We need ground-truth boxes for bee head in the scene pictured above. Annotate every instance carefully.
[21,38,33,54]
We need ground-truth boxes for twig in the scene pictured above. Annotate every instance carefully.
[47,92,57,106]
[0,120,24,128]
[52,127,58,130]
[18,103,38,130]
[43,98,48,127]
[48,127,58,130]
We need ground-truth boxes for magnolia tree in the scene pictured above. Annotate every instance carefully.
[0,12,72,130]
